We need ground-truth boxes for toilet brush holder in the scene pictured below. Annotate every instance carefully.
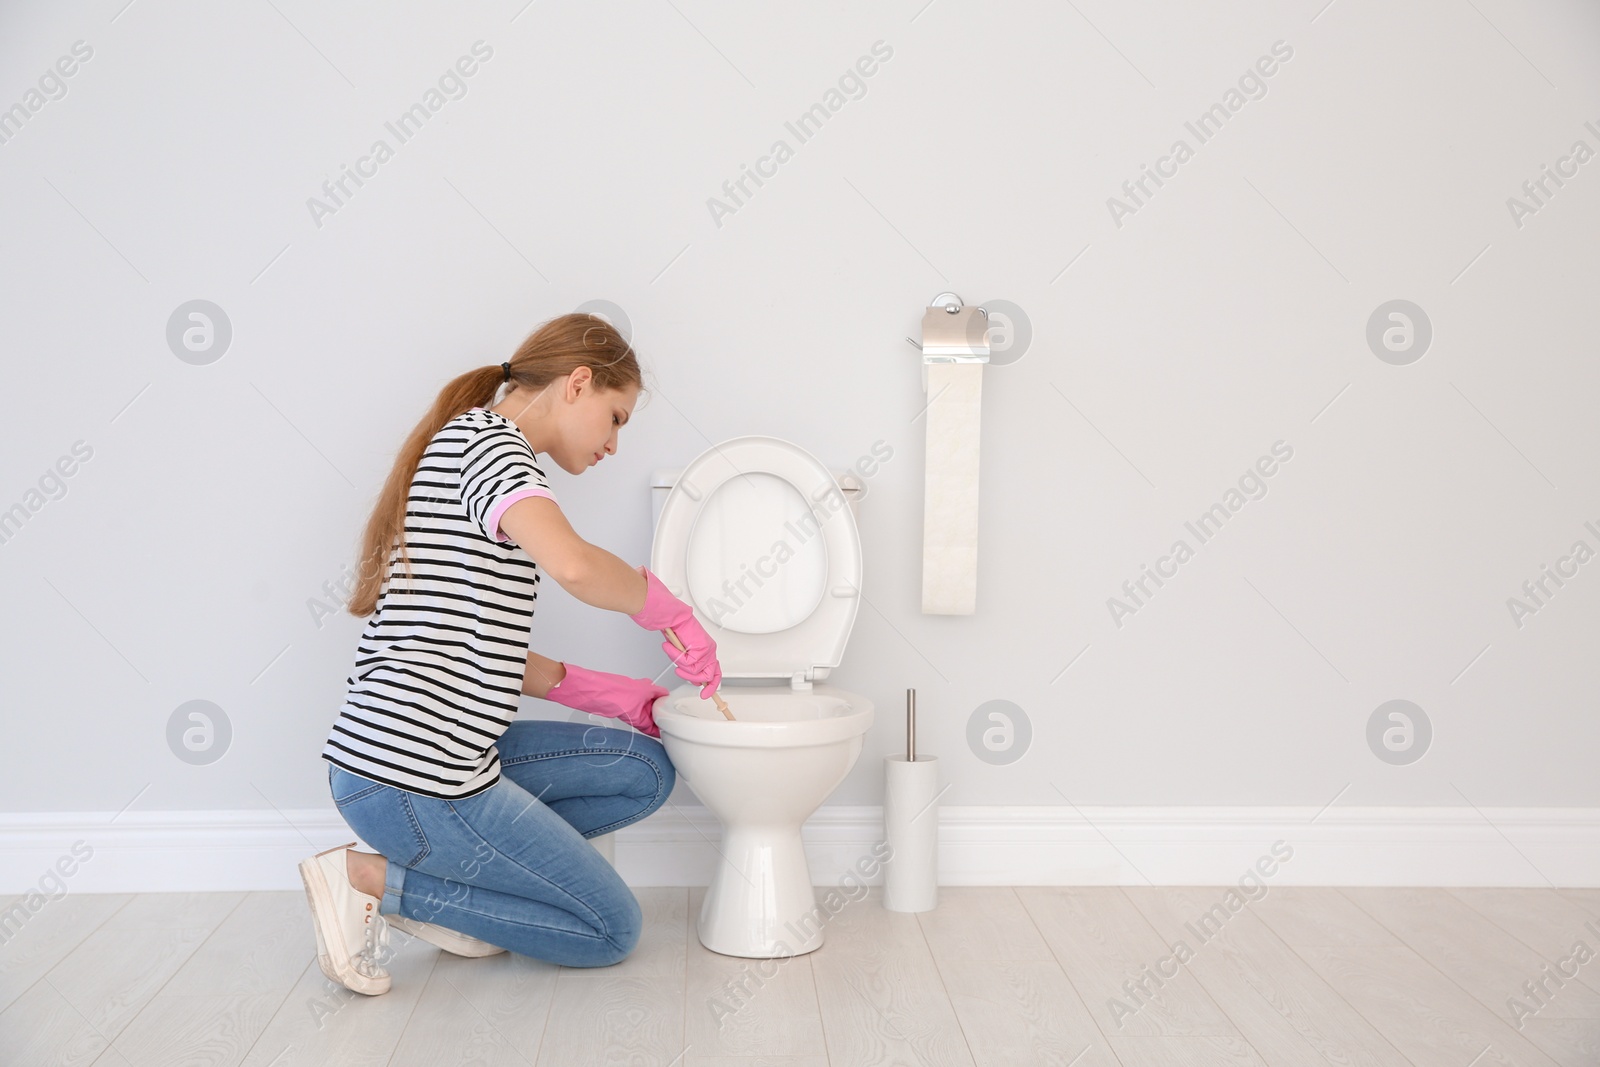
[883,755,939,911]
[882,688,938,912]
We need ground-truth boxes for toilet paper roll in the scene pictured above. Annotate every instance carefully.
[882,755,939,912]
[921,362,982,615]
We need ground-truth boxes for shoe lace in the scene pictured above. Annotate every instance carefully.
[354,913,391,977]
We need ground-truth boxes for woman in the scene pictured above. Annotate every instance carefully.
[298,313,723,995]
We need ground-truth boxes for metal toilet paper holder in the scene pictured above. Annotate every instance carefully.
[919,291,990,393]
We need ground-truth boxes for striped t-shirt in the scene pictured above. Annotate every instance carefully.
[321,407,557,799]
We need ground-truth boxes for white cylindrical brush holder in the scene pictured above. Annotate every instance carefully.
[882,754,939,912]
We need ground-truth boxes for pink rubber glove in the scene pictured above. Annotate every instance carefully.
[543,662,667,738]
[627,565,724,700]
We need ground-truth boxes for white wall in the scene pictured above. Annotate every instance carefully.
[2,2,1597,873]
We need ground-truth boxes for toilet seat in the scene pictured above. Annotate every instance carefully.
[650,436,862,689]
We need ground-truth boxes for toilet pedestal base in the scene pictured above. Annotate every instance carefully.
[697,823,826,958]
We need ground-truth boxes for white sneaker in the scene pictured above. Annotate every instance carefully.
[298,841,391,995]
[385,913,506,957]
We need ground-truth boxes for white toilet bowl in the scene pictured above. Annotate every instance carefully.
[654,682,873,957]
[648,435,872,958]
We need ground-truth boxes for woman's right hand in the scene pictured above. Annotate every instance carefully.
[629,566,723,699]
[660,617,722,699]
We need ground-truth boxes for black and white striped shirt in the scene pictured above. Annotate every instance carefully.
[321,407,557,799]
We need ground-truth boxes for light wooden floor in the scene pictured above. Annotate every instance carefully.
[2,884,1598,1066]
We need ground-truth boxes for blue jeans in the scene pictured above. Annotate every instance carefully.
[327,719,675,968]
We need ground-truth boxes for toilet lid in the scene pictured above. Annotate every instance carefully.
[650,436,862,681]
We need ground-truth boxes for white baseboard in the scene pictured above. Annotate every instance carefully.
[2,805,1597,896]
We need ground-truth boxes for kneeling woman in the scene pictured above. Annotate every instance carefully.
[300,313,722,995]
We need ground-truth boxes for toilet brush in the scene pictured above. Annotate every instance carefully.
[883,687,938,911]
[662,627,736,720]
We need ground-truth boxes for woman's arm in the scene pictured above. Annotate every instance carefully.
[498,497,648,615]
[522,649,568,699]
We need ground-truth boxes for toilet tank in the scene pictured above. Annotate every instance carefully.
[649,468,864,533]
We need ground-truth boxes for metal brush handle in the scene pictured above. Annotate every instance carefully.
[907,688,915,761]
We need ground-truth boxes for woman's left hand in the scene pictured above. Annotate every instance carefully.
[542,661,667,738]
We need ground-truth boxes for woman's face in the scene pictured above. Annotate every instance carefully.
[552,369,639,476]
[495,368,639,475]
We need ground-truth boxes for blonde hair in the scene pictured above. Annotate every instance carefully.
[346,313,643,617]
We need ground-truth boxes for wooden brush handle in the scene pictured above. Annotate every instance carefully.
[663,627,735,721]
